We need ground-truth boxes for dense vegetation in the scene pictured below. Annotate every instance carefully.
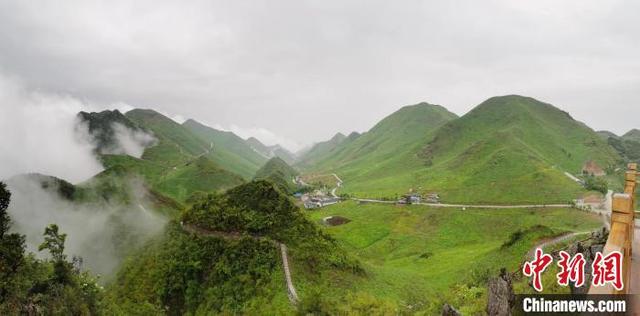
[108,181,361,314]
[0,182,102,315]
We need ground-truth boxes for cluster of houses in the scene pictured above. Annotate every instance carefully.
[303,196,341,209]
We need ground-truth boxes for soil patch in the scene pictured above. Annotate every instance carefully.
[323,216,351,226]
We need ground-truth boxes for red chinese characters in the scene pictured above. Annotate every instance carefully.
[591,251,624,291]
[523,248,624,292]
[523,248,553,291]
[556,251,586,287]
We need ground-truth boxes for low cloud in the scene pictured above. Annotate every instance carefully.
[110,123,157,158]
[6,175,167,279]
[0,74,103,183]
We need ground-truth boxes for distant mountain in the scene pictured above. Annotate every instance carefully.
[622,129,640,142]
[182,119,267,179]
[296,132,350,168]
[603,129,640,164]
[302,96,622,203]
[596,130,618,140]
[418,95,621,203]
[254,157,299,193]
[91,109,247,201]
[245,137,296,164]
[303,102,457,193]
[77,109,153,156]
[125,109,210,166]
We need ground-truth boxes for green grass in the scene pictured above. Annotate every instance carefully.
[302,201,603,312]
[308,96,622,204]
[94,109,250,202]
[254,157,299,193]
[183,119,268,179]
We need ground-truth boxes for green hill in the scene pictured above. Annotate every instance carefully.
[596,130,618,140]
[417,95,621,203]
[271,146,297,165]
[246,137,297,165]
[78,109,150,155]
[125,109,209,167]
[622,129,640,142]
[182,119,267,179]
[602,129,640,164]
[304,102,458,196]
[95,109,246,201]
[106,181,360,315]
[304,96,621,203]
[296,132,348,168]
[254,157,300,193]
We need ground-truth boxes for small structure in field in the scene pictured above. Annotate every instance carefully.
[398,193,421,204]
[582,160,606,177]
[303,196,341,209]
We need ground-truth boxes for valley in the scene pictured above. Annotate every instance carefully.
[1,94,636,314]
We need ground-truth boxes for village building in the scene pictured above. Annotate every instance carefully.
[582,160,606,177]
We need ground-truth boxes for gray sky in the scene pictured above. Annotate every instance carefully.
[1,0,639,152]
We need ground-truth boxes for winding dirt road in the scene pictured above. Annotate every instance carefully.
[181,223,299,305]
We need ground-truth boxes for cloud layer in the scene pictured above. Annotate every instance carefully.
[0,0,638,146]
[0,75,103,183]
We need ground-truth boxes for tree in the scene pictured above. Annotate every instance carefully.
[0,182,26,299]
[39,224,71,284]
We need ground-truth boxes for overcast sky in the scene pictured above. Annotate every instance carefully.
[1,0,639,151]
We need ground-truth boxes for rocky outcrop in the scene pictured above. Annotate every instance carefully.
[564,228,608,294]
[487,268,515,316]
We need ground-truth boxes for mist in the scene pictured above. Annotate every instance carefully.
[110,123,156,158]
[5,175,167,279]
[0,74,103,183]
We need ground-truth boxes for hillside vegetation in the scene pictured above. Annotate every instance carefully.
[95,109,245,202]
[308,96,622,203]
[301,102,457,198]
[308,201,602,314]
[600,129,640,164]
[415,95,621,203]
[107,181,361,315]
[254,157,300,193]
[296,132,348,168]
[183,119,267,178]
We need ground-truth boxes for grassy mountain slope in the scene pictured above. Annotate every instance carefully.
[596,130,618,140]
[77,109,147,154]
[305,102,458,195]
[415,95,621,203]
[182,119,267,179]
[94,109,246,201]
[600,130,640,164]
[271,146,297,165]
[254,157,300,193]
[296,132,348,168]
[622,129,640,142]
[106,181,361,315]
[246,137,297,165]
